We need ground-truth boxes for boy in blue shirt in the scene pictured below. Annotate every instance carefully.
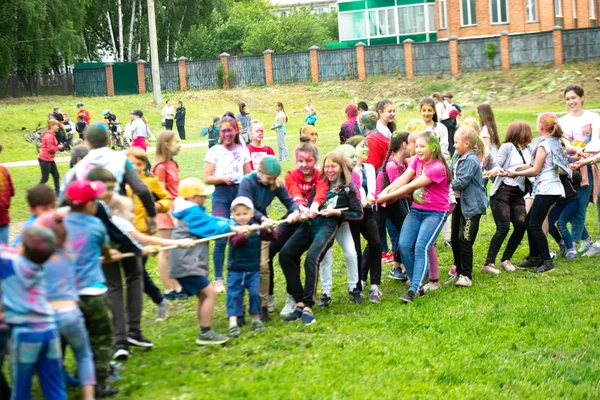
[13,184,57,248]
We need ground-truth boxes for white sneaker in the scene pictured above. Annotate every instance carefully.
[583,242,600,257]
[499,260,516,272]
[481,264,501,275]
[267,295,276,313]
[156,299,171,322]
[214,280,225,293]
[579,237,594,253]
[455,275,472,287]
[549,251,557,260]
[423,281,440,292]
[279,295,296,317]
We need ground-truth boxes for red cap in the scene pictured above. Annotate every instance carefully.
[65,180,106,205]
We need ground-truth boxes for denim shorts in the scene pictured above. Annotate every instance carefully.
[177,275,210,296]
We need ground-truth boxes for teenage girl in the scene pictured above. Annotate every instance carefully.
[477,104,500,159]
[279,152,362,325]
[204,116,252,291]
[236,102,252,144]
[39,119,63,195]
[271,102,289,162]
[376,99,396,138]
[247,121,275,170]
[378,131,451,303]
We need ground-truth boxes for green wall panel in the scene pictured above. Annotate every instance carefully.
[339,1,366,12]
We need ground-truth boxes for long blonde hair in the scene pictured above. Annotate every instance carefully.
[322,152,352,187]
[155,130,177,162]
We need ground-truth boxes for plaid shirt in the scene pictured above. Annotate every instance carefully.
[0,166,15,226]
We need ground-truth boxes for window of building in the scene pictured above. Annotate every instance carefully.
[427,4,436,31]
[461,0,477,26]
[439,0,448,29]
[526,0,538,21]
[397,5,435,34]
[590,0,595,18]
[368,7,397,37]
[555,0,562,16]
[339,11,367,40]
[491,0,509,23]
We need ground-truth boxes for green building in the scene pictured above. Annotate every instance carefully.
[337,0,437,46]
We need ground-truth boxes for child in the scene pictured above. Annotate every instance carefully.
[75,114,88,140]
[339,104,362,144]
[247,121,275,170]
[420,98,449,159]
[376,100,396,138]
[477,103,500,159]
[59,145,89,200]
[0,226,65,400]
[201,117,220,148]
[169,178,245,345]
[77,102,91,124]
[0,144,14,245]
[300,125,318,144]
[271,102,289,162]
[39,119,63,195]
[227,196,277,337]
[363,111,390,170]
[448,128,489,287]
[13,184,57,248]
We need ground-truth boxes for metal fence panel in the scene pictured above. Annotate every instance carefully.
[458,37,501,72]
[228,56,266,87]
[144,62,180,92]
[412,41,450,75]
[563,27,600,63]
[272,52,311,83]
[0,74,74,97]
[365,45,406,77]
[74,69,107,97]
[509,32,554,67]
[187,59,220,90]
[318,48,358,81]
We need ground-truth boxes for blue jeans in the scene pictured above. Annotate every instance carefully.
[211,184,239,280]
[9,323,65,400]
[380,219,399,254]
[54,308,95,386]
[548,198,579,250]
[399,208,448,293]
[0,224,8,245]
[571,169,593,242]
[226,270,261,317]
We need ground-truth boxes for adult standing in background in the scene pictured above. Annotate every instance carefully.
[236,102,252,144]
[162,100,175,130]
[175,101,186,140]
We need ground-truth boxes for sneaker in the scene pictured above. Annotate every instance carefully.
[195,329,229,346]
[280,295,297,316]
[499,260,516,272]
[109,361,124,373]
[444,241,452,249]
[301,310,316,325]
[566,250,578,260]
[237,315,246,327]
[127,331,154,348]
[481,264,500,275]
[578,237,593,253]
[558,240,567,257]
[260,308,271,323]
[583,242,600,257]
[317,293,332,308]
[400,290,417,303]
[113,343,130,361]
[389,268,407,281]
[369,288,382,303]
[423,281,440,292]
[163,291,177,301]
[530,260,555,273]
[284,306,303,322]
[267,295,276,313]
[229,326,241,338]
[349,289,364,304]
[106,371,123,383]
[156,299,171,322]
[444,275,459,285]
[214,280,225,293]
[517,256,539,269]
[549,250,557,260]
[381,252,390,264]
[455,275,472,287]
[448,266,457,277]
[251,319,266,333]
[95,383,119,398]
[173,291,189,300]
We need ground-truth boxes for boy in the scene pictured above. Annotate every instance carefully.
[77,102,91,124]
[75,114,88,140]
[227,197,276,337]
[246,121,275,170]
[1,226,65,399]
[13,184,57,248]
[169,178,246,345]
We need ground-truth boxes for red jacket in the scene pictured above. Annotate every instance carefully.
[366,132,390,171]
[284,169,328,208]
[38,130,60,162]
[78,109,91,124]
[0,166,15,226]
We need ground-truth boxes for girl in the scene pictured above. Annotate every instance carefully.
[378,131,450,302]
[477,103,500,159]
[201,116,221,149]
[483,122,533,273]
[38,119,63,195]
[299,98,317,126]
[339,104,361,144]
[363,111,390,170]
[376,99,396,138]
[505,113,571,273]
[300,125,318,144]
[346,135,383,303]
[161,100,175,130]
[559,84,600,253]
[151,131,184,299]
[548,163,580,260]
[236,102,252,144]
[204,116,252,291]
[247,121,275,170]
[279,152,362,325]
[271,102,289,162]
[420,98,449,159]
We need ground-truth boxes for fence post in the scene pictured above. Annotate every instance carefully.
[499,31,510,72]
[263,49,274,86]
[105,62,114,97]
[220,52,230,89]
[309,45,320,83]
[552,25,564,67]
[177,57,188,90]
[136,60,146,94]
[403,39,414,78]
[355,42,366,80]
[449,36,460,77]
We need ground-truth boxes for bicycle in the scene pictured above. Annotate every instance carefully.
[22,123,43,153]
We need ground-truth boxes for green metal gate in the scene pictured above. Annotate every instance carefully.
[113,62,138,95]
[74,63,107,97]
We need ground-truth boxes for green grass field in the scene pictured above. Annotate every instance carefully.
[1,64,600,399]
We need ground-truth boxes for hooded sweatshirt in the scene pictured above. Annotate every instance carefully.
[284,169,328,208]
[366,132,390,171]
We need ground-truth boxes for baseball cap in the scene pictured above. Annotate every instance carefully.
[77,102,84,107]
[65,180,106,205]
[178,178,215,199]
[230,196,254,211]
[131,109,143,117]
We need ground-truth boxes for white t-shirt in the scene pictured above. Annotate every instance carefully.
[432,122,449,159]
[436,102,448,121]
[205,144,251,183]
[559,111,600,145]
[131,118,147,139]
[534,141,565,197]
[376,120,392,139]
[504,145,531,187]
[481,126,498,158]
[162,105,175,120]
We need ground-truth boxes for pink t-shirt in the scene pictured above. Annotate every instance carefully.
[410,157,450,212]
[375,158,408,203]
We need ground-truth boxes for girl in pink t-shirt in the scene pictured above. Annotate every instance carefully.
[377,131,450,303]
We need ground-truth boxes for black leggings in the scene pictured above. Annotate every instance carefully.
[165,119,174,130]
[38,159,60,194]
[526,194,561,262]
[351,208,382,286]
[268,222,300,296]
[375,198,410,263]
[142,257,164,305]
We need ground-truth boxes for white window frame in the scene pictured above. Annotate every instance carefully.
[490,0,509,24]
[460,0,477,26]
[338,10,368,41]
[590,0,596,18]
[439,0,448,29]
[526,0,538,21]
[396,4,437,34]
[367,6,398,38]
[555,0,562,16]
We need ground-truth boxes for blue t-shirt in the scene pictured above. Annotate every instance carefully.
[44,249,79,302]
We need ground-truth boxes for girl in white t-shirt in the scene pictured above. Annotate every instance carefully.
[376,100,396,139]
[420,98,449,160]
[477,103,500,159]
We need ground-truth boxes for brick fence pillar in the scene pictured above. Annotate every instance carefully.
[220,52,230,89]
[309,45,319,83]
[105,62,114,97]
[177,56,188,90]
[449,36,460,77]
[552,25,564,67]
[499,31,510,72]
[263,49,274,86]
[136,60,146,94]
[403,39,414,78]
[355,42,366,80]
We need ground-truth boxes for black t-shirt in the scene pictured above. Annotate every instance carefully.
[104,114,118,132]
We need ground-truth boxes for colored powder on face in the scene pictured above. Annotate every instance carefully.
[360,111,378,130]
[259,155,281,175]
